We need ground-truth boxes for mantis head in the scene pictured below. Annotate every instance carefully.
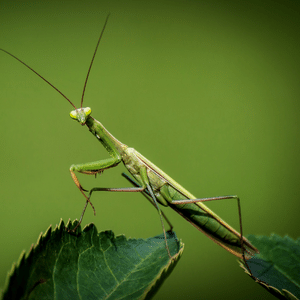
[70,107,92,125]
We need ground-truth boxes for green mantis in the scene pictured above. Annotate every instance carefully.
[0,15,258,262]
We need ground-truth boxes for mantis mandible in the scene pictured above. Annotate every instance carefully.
[1,15,259,262]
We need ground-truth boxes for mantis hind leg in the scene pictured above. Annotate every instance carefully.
[166,193,255,275]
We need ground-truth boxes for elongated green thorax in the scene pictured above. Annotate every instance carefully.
[86,115,127,158]
[70,107,127,159]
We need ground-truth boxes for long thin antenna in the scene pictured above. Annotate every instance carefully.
[0,48,76,109]
[80,13,110,108]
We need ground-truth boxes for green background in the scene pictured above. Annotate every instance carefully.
[1,1,299,299]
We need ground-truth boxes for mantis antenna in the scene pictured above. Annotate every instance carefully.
[0,13,110,111]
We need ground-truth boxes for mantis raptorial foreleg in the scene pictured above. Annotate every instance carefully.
[69,156,121,215]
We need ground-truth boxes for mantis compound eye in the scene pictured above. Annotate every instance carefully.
[70,107,92,125]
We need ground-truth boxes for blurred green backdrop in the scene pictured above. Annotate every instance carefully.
[1,1,299,299]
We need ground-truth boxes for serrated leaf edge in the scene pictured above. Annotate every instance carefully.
[238,259,299,300]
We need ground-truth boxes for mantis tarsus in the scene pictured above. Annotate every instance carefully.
[1,15,259,264]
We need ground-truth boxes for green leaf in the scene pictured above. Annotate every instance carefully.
[239,234,300,300]
[1,220,184,300]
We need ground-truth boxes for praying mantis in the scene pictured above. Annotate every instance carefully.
[0,15,259,262]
